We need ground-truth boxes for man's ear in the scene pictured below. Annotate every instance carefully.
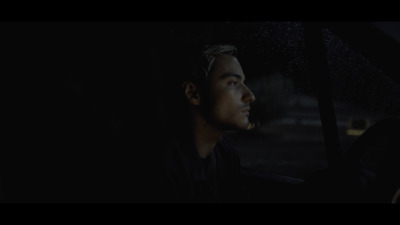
[182,81,201,106]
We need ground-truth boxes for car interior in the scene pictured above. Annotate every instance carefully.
[2,21,399,203]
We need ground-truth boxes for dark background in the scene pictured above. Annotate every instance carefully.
[2,21,399,203]
[2,22,166,202]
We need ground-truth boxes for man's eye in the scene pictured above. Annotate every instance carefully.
[228,81,238,86]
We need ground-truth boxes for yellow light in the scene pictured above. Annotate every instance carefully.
[346,129,366,136]
[247,122,261,130]
[247,122,256,130]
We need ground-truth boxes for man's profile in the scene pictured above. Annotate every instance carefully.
[158,43,256,202]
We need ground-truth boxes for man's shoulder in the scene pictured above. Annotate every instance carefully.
[159,135,239,167]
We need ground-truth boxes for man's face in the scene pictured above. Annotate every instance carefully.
[202,54,255,130]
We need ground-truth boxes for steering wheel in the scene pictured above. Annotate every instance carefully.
[342,117,400,203]
[303,117,400,203]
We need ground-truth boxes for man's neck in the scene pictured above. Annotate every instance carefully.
[192,112,223,159]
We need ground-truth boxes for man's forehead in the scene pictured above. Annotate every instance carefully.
[214,54,239,64]
[210,54,245,78]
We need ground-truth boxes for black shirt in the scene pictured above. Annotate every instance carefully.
[159,134,242,203]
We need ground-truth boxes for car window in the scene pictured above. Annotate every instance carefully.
[321,27,400,173]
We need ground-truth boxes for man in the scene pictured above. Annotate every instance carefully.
[158,44,256,202]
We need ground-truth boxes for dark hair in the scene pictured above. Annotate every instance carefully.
[191,44,238,81]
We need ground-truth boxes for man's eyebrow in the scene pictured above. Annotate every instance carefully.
[219,72,245,80]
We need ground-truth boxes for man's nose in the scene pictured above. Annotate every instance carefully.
[242,85,256,103]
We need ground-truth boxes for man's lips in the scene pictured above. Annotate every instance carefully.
[240,106,251,115]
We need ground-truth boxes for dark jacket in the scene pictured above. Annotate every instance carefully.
[158,135,242,203]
